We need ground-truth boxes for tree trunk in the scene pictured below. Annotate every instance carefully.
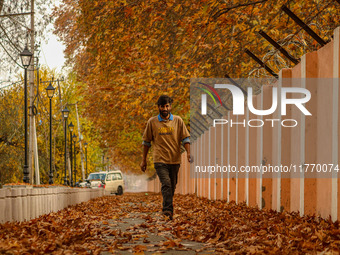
[0,0,4,13]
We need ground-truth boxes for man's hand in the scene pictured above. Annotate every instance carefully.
[184,142,192,163]
[140,160,147,172]
[141,144,150,172]
[187,154,193,163]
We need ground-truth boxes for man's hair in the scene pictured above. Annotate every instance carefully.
[157,95,173,106]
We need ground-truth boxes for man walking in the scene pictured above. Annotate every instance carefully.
[141,95,191,220]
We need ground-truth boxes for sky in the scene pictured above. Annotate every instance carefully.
[39,0,65,73]
[40,28,66,72]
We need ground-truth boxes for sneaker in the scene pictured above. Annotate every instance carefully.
[162,211,173,220]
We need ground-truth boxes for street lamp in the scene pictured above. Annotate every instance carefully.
[84,142,88,179]
[62,106,70,185]
[68,122,74,186]
[20,46,33,68]
[20,46,33,184]
[73,134,77,186]
[46,82,55,184]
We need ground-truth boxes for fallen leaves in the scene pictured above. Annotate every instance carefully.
[0,193,339,254]
[161,237,183,249]
[169,195,340,254]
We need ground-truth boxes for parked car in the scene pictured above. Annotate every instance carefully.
[77,180,87,187]
[104,170,124,195]
[86,172,107,189]
[86,170,124,195]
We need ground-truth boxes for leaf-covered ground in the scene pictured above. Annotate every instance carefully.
[0,193,339,254]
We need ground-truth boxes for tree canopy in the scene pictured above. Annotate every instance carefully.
[53,0,340,174]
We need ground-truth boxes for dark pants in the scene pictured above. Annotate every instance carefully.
[154,163,180,214]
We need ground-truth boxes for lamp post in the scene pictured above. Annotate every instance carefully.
[68,122,74,186]
[84,142,88,179]
[73,134,77,186]
[62,106,70,185]
[20,46,33,184]
[46,83,55,184]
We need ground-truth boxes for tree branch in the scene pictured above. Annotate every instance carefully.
[0,136,19,147]
[212,0,268,20]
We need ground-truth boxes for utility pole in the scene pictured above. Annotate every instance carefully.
[33,59,40,185]
[29,0,37,184]
[75,103,85,180]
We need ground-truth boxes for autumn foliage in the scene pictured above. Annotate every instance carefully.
[53,0,340,173]
[0,67,108,185]
[0,193,339,254]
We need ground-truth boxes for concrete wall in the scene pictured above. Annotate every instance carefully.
[0,187,105,223]
[148,26,340,221]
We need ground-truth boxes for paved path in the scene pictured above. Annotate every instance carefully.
[1,192,339,254]
[98,200,215,254]
[100,211,205,254]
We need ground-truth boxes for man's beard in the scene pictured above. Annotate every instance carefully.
[160,110,170,118]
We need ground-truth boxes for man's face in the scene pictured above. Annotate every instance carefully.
[158,103,172,118]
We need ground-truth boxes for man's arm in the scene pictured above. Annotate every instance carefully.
[140,143,150,172]
[182,137,191,163]
[141,119,152,172]
[178,116,191,162]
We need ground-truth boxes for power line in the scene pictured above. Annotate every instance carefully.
[0,80,22,90]
[0,12,33,18]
